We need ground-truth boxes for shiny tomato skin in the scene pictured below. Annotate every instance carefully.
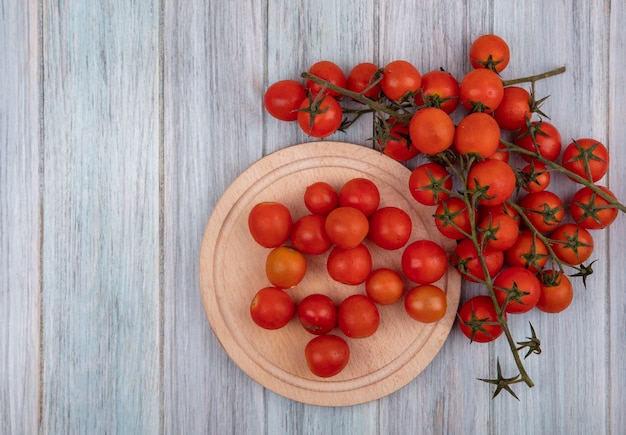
[265,246,307,289]
[434,197,474,240]
[408,162,453,206]
[536,270,574,313]
[550,223,594,265]
[305,60,347,98]
[493,266,541,314]
[459,68,504,113]
[264,80,308,122]
[290,214,332,255]
[570,185,619,230]
[452,238,504,283]
[414,69,460,114]
[347,62,382,99]
[409,107,455,154]
[477,212,520,252]
[381,122,419,162]
[297,95,343,138]
[297,293,337,335]
[367,206,412,250]
[520,162,551,193]
[519,190,565,234]
[381,60,422,101]
[365,268,405,305]
[493,86,531,130]
[401,240,448,285]
[454,111,501,158]
[457,295,504,343]
[338,178,381,216]
[504,230,548,272]
[467,159,516,206]
[469,34,510,72]
[404,284,447,323]
[515,121,562,163]
[561,138,609,183]
[338,294,380,338]
[304,181,339,215]
[248,201,293,248]
[326,243,372,285]
[305,334,350,377]
[324,206,369,249]
[250,287,295,330]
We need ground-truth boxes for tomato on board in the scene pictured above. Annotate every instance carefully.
[469,34,510,72]
[550,223,594,265]
[367,206,412,250]
[515,120,562,163]
[454,111,501,158]
[365,268,405,305]
[467,159,516,206]
[380,121,420,162]
[297,94,343,138]
[504,230,548,272]
[305,334,350,378]
[457,295,504,343]
[493,266,541,314]
[477,212,520,252]
[264,80,308,122]
[408,162,453,206]
[297,293,337,335]
[380,59,422,101]
[459,68,504,113]
[250,287,295,330]
[570,185,619,230]
[304,181,339,216]
[434,197,474,240]
[536,270,574,313]
[326,243,372,285]
[290,214,332,255]
[520,161,551,193]
[414,69,460,114]
[401,240,448,285]
[305,60,347,98]
[248,201,293,248]
[404,284,447,323]
[519,190,565,234]
[338,178,380,216]
[324,206,369,249]
[561,138,610,183]
[347,62,382,99]
[493,86,531,130]
[409,107,455,154]
[265,246,307,289]
[452,238,504,283]
[338,294,380,338]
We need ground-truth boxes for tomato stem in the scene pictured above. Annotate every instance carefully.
[502,66,566,86]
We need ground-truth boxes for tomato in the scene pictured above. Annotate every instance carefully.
[561,138,609,183]
[519,190,565,234]
[338,294,380,338]
[550,223,594,265]
[570,185,619,230]
[459,68,504,113]
[265,246,307,289]
[493,267,541,314]
[324,206,369,249]
[248,201,293,248]
[454,111,501,158]
[338,178,380,216]
[414,69,460,114]
[297,94,343,138]
[380,59,422,101]
[469,34,510,72]
[515,120,562,163]
[290,214,332,255]
[536,270,574,313]
[326,243,372,285]
[367,206,412,250]
[490,142,511,163]
[347,62,382,99]
[404,284,447,323]
[297,293,337,335]
[250,287,295,330]
[264,80,308,122]
[452,238,504,283]
[305,60,347,98]
[467,159,516,206]
[493,86,531,130]
[365,268,405,305]
[434,197,474,240]
[504,230,548,272]
[478,201,520,226]
[457,295,504,343]
[380,121,419,162]
[520,161,551,193]
[305,334,350,377]
[408,162,453,206]
[304,181,339,215]
[478,212,519,251]
[409,107,455,154]
[401,240,448,285]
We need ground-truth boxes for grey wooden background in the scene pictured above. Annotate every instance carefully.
[2,0,625,434]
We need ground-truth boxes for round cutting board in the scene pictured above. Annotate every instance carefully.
[198,141,461,406]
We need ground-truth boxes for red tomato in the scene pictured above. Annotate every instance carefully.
[452,238,504,283]
[304,181,339,215]
[380,60,422,101]
[305,60,347,98]
[561,138,609,183]
[469,34,510,72]
[264,80,308,122]
[520,161,551,193]
[297,294,337,335]
[265,246,307,289]
[409,107,455,154]
[434,197,474,240]
[414,69,460,114]
[305,334,350,377]
[536,270,574,313]
[367,206,412,250]
[401,240,448,285]
[338,294,380,338]
[454,111,501,158]
[490,142,511,163]
[248,201,293,248]
[404,284,447,323]
[478,201,520,226]
[504,230,548,272]
[250,287,295,330]
[326,243,372,285]
[477,212,520,252]
[324,206,369,249]
[467,159,516,206]
[493,86,531,130]
[297,94,343,138]
[493,267,541,314]
[515,120,562,163]
[380,122,419,162]
[519,190,565,234]
[290,214,332,255]
[347,62,382,99]
[457,295,504,343]
[570,185,619,230]
[550,223,594,265]
[459,68,504,113]
[408,162,453,206]
[338,178,380,216]
[365,268,405,305]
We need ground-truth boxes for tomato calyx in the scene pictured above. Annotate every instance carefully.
[562,139,608,182]
[478,359,523,400]
[569,260,597,289]
[457,306,501,343]
[515,323,542,360]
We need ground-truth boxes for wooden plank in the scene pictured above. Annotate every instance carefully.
[40,1,161,433]
[0,0,41,433]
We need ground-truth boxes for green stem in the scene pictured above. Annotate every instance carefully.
[502,66,566,86]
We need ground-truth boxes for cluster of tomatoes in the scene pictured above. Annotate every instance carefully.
[247,177,448,377]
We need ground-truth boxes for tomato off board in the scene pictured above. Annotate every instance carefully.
[199,141,462,406]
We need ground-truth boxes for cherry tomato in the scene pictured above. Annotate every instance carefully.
[304,181,339,215]
[459,68,504,113]
[338,178,380,216]
[469,34,510,72]
[404,284,447,323]
[297,293,337,335]
[367,206,412,250]
[408,162,453,206]
[434,197,474,240]
[409,107,455,154]
[536,270,574,313]
[520,161,551,193]
[365,268,405,305]
[338,294,380,338]
[401,240,448,285]
[250,287,295,330]
[504,230,548,272]
[326,243,372,285]
[414,69,460,114]
[477,212,520,252]
[519,190,565,234]
[493,86,531,130]
[550,223,594,265]
[380,121,419,162]
[347,62,382,99]
[305,60,347,98]
[380,60,422,101]
[457,295,504,343]
[297,94,343,138]
[265,246,307,289]
[570,185,618,230]
[454,111,501,158]
[493,266,541,314]
[248,201,293,248]
[305,334,350,377]
[478,201,520,227]
[264,80,308,122]
[561,138,609,183]
[324,206,369,249]
[515,120,562,163]
[290,214,332,255]
[490,142,511,163]
[452,238,504,283]
[467,159,516,206]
